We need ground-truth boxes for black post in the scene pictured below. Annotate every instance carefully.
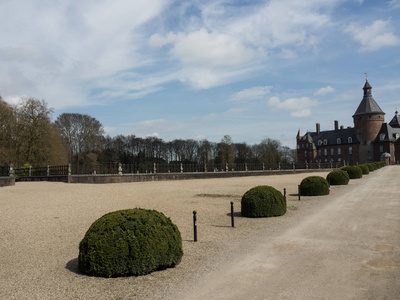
[298,185,301,201]
[284,188,286,198]
[230,201,234,228]
[193,211,197,242]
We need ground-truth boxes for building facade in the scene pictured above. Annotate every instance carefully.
[297,80,400,165]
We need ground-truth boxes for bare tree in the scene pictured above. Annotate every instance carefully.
[55,113,104,162]
[217,135,236,165]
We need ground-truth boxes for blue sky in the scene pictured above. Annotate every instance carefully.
[1,0,399,148]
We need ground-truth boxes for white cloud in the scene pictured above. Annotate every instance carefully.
[134,119,184,138]
[230,86,272,101]
[150,29,256,68]
[268,96,317,110]
[314,85,335,96]
[291,109,311,118]
[389,0,400,8]
[0,0,169,108]
[280,48,297,59]
[345,19,400,51]
[222,0,334,48]
[268,96,317,118]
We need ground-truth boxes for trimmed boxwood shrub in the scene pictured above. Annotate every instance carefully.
[341,166,363,179]
[78,208,183,277]
[300,176,330,196]
[358,164,370,175]
[326,170,350,185]
[241,185,286,218]
[366,163,375,172]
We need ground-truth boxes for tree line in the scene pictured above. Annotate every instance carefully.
[0,97,294,170]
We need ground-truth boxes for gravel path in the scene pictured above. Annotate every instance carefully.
[1,169,398,299]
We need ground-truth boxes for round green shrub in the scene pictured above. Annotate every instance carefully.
[241,185,286,218]
[358,164,370,175]
[300,176,330,196]
[341,166,363,179]
[326,170,350,185]
[78,208,183,277]
[366,163,375,172]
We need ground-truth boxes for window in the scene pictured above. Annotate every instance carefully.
[358,129,362,134]
[330,148,334,155]
[323,139,327,145]
[297,145,300,149]
[324,149,327,156]
[349,147,353,154]
[337,138,341,144]
[338,148,341,155]
[302,144,304,148]
[305,150,307,157]
[379,145,383,152]
[348,137,352,143]
[380,134,385,141]
[318,149,321,156]
[338,158,342,162]
[318,140,322,146]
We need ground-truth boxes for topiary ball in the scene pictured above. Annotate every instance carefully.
[241,185,286,218]
[300,176,330,196]
[78,208,183,277]
[326,170,350,185]
[358,164,370,175]
[341,166,362,179]
[366,163,375,172]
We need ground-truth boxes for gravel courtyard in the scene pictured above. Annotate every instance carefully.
[1,168,399,299]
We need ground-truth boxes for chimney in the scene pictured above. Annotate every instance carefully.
[340,125,344,130]
[334,120,339,131]
[316,123,320,134]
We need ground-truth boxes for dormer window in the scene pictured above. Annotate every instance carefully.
[380,134,385,141]
[348,137,352,143]
[318,140,322,146]
[337,138,341,144]
[323,139,327,145]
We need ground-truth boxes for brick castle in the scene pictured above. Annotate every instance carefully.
[296,79,400,165]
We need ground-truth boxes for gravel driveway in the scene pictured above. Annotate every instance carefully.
[1,168,398,299]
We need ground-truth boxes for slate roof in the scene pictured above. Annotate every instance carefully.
[353,80,385,116]
[374,123,400,142]
[301,127,359,147]
[388,111,400,128]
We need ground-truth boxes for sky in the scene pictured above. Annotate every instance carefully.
[1,0,400,149]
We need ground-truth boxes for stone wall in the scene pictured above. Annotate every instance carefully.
[0,177,15,187]
[68,169,329,184]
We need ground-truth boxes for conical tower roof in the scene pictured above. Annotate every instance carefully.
[353,80,385,117]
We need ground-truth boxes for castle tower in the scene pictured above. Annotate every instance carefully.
[353,79,385,163]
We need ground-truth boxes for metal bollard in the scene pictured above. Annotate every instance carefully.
[284,188,286,199]
[193,211,197,242]
[298,185,301,201]
[230,201,235,228]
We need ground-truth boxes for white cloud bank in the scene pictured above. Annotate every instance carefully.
[345,19,400,51]
[314,85,335,96]
[230,86,272,102]
[268,96,317,118]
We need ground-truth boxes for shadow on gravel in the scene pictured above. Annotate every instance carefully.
[226,212,244,218]
[65,258,83,275]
